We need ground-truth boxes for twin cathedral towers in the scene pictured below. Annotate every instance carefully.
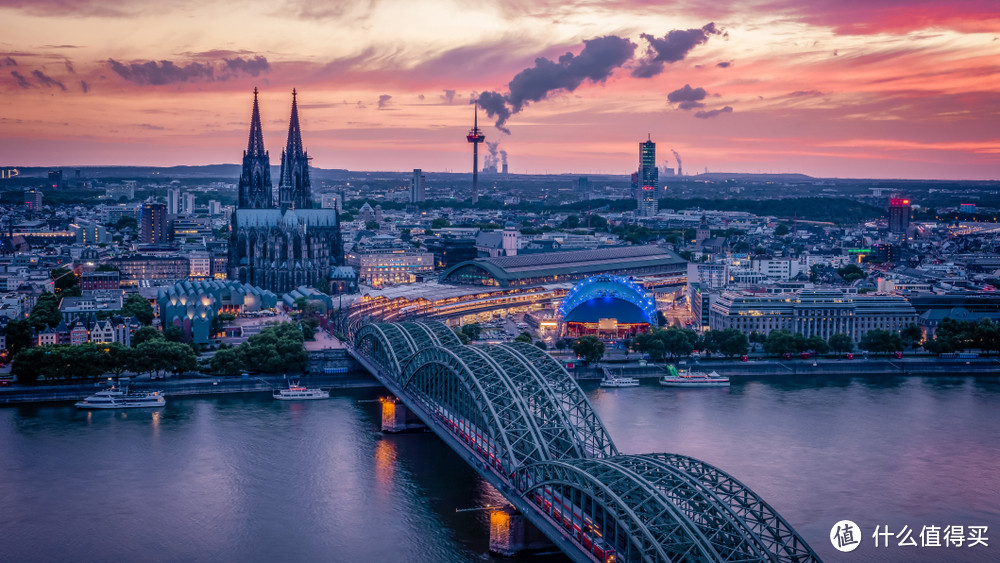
[228,89,342,294]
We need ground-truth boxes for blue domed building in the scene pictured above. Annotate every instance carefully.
[558,275,657,339]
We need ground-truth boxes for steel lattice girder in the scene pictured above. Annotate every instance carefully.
[516,458,714,563]
[649,454,820,563]
[354,323,417,376]
[518,455,820,563]
[414,321,463,347]
[484,344,589,460]
[397,322,440,352]
[505,343,618,459]
[401,346,548,469]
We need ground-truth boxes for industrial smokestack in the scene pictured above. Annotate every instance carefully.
[671,149,682,176]
[485,141,500,173]
[500,150,508,174]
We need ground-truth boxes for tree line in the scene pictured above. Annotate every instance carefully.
[208,323,309,376]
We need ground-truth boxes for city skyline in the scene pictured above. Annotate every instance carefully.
[1,0,998,180]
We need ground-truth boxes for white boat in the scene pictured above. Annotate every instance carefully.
[659,366,730,388]
[273,382,329,400]
[75,386,166,409]
[600,376,640,388]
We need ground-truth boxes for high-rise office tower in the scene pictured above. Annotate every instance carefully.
[182,193,196,215]
[411,169,426,203]
[141,202,166,244]
[636,137,659,217]
[888,198,910,233]
[167,188,180,215]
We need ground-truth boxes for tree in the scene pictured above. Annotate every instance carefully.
[555,338,569,351]
[3,319,34,356]
[121,293,154,325]
[452,327,470,345]
[837,264,866,282]
[431,218,451,229]
[461,323,482,341]
[300,318,318,341]
[661,330,694,359]
[828,333,854,354]
[113,216,138,231]
[210,346,244,375]
[102,343,132,380]
[237,323,308,374]
[805,336,830,355]
[774,224,790,236]
[514,331,533,344]
[534,340,547,350]
[131,326,163,348]
[364,221,379,230]
[859,329,903,357]
[901,324,923,351]
[717,330,749,358]
[163,325,187,343]
[973,319,1000,356]
[572,336,605,364]
[764,329,799,356]
[29,292,62,330]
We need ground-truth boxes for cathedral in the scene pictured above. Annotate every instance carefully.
[228,89,342,294]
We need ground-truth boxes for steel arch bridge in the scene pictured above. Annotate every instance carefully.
[350,321,820,563]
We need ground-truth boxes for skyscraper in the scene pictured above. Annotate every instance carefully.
[141,202,166,244]
[411,169,426,203]
[637,137,658,217]
[888,197,910,233]
[166,188,180,215]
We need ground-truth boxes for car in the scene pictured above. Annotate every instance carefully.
[740,355,749,362]
[893,351,903,359]
[782,352,793,360]
[800,351,811,360]
[845,353,855,360]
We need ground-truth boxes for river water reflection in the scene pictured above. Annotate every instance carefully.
[1,374,997,562]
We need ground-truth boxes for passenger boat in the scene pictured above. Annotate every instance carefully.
[273,381,329,400]
[75,386,166,409]
[599,371,640,388]
[659,365,730,388]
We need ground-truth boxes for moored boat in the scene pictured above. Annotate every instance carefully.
[274,381,329,400]
[659,365,730,388]
[600,376,640,388]
[75,386,166,409]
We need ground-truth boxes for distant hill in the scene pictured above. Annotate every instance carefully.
[693,172,815,182]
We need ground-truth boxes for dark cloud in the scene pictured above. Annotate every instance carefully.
[694,106,733,119]
[632,23,723,78]
[442,89,456,104]
[222,55,269,77]
[3,57,16,67]
[475,90,512,134]
[377,94,392,109]
[64,59,74,73]
[507,35,636,112]
[32,69,66,91]
[788,90,825,97]
[716,61,732,68]
[107,55,270,85]
[80,80,90,93]
[10,70,31,89]
[667,84,707,111]
[137,123,165,130]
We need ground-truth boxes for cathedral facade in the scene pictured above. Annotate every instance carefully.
[228,89,342,295]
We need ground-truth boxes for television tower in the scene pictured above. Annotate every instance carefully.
[466,101,485,204]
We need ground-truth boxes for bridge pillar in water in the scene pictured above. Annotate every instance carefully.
[489,507,526,557]
[380,396,425,433]
[489,507,550,557]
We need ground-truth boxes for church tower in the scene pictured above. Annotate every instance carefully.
[278,89,312,211]
[237,88,273,209]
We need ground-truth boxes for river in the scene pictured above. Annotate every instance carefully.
[1,374,997,562]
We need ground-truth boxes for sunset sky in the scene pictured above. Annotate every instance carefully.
[1,0,998,179]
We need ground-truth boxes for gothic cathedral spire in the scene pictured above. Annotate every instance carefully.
[237,87,273,209]
[279,89,311,210]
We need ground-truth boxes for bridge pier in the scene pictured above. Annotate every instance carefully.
[489,507,550,557]
[380,396,426,433]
